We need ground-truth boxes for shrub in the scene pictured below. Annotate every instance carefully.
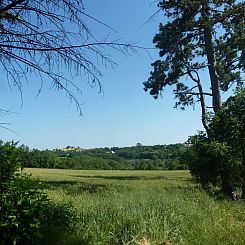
[0,141,20,192]
[188,88,245,198]
[0,141,76,245]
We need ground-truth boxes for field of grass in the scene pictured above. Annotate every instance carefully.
[25,168,245,245]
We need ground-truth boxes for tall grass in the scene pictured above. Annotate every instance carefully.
[25,169,245,245]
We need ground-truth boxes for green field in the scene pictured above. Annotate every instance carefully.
[25,168,245,245]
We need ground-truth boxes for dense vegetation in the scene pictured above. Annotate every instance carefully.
[17,143,188,170]
[26,168,245,245]
[0,142,76,245]
[188,88,245,199]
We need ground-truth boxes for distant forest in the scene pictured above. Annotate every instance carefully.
[17,143,189,170]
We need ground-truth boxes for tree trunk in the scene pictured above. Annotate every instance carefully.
[187,70,210,135]
[222,181,232,198]
[241,181,245,199]
[241,146,245,199]
[240,131,245,199]
[197,77,210,135]
[202,1,222,113]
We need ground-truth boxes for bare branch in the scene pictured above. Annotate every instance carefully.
[0,0,26,14]
[187,69,210,134]
[0,0,149,114]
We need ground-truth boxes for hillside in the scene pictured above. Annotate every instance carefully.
[18,143,189,170]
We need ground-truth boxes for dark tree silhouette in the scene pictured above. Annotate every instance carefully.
[0,0,138,114]
[144,0,245,133]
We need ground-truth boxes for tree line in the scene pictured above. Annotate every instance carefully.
[15,143,188,170]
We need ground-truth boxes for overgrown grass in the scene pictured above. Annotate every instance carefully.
[25,168,245,245]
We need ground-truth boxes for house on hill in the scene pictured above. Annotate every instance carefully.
[62,146,82,152]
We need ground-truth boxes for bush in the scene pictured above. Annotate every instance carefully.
[186,89,245,199]
[0,142,76,245]
[188,136,235,191]
[0,141,20,192]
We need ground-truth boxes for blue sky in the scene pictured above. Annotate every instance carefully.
[1,0,204,149]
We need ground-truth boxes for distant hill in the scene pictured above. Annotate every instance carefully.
[18,143,189,170]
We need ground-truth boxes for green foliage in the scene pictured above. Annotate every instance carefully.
[189,88,245,198]
[17,144,188,170]
[144,0,245,108]
[0,142,76,245]
[0,141,20,191]
[188,135,235,194]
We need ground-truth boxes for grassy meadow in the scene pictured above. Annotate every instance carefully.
[24,168,245,245]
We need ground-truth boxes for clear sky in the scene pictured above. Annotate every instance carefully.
[1,0,204,150]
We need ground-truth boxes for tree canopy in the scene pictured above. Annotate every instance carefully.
[144,0,245,132]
